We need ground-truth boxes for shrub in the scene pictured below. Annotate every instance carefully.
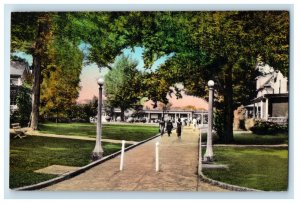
[213,109,225,141]
[250,120,288,135]
[10,85,32,127]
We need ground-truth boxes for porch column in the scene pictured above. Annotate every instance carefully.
[260,100,263,119]
[253,103,256,118]
[265,98,269,120]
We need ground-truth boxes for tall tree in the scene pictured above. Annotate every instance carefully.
[104,55,142,121]
[127,11,289,143]
[11,12,130,129]
[11,12,54,129]
[40,38,83,121]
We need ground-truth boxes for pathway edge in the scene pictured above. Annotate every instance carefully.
[13,133,161,191]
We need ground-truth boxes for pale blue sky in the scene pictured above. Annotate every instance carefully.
[12,45,172,103]
[78,46,172,103]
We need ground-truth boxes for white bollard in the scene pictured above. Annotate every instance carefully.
[155,142,160,172]
[198,129,202,175]
[120,140,125,171]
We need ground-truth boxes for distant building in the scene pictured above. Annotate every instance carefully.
[245,69,288,124]
[10,61,31,112]
[99,107,209,127]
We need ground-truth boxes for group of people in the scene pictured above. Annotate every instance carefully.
[159,118,182,138]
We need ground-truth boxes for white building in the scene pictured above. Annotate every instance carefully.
[10,61,31,112]
[245,69,288,124]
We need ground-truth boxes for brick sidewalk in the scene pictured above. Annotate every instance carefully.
[42,125,228,191]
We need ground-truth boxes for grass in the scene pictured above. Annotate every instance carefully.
[202,146,288,191]
[38,122,159,141]
[10,136,126,189]
[201,132,288,145]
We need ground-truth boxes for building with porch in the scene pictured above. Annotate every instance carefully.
[244,69,288,124]
[10,61,31,112]
[102,108,209,126]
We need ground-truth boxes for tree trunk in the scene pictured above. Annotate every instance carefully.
[223,64,234,143]
[30,49,42,130]
[30,14,51,130]
[120,108,125,122]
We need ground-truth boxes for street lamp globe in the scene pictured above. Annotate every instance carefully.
[208,80,214,87]
[97,77,104,86]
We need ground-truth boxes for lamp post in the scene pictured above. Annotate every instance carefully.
[204,80,214,162]
[92,77,104,160]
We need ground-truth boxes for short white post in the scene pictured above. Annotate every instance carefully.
[155,142,160,172]
[198,129,202,175]
[120,140,125,171]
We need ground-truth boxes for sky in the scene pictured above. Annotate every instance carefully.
[12,46,208,110]
[76,46,208,109]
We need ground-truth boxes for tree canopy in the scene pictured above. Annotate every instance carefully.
[126,11,289,143]
[10,11,289,142]
[104,55,142,121]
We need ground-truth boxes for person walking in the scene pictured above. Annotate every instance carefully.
[192,117,197,131]
[159,119,165,136]
[176,118,182,140]
[166,120,173,137]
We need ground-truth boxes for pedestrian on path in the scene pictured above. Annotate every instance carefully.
[166,120,173,137]
[176,118,182,139]
[159,119,165,136]
[192,118,197,131]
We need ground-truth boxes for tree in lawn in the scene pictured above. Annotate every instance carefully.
[182,11,289,143]
[11,12,54,129]
[130,11,289,143]
[11,12,130,129]
[104,55,142,121]
[40,38,83,122]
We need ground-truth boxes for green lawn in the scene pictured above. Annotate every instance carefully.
[38,122,159,141]
[202,147,288,191]
[201,132,288,145]
[10,136,124,189]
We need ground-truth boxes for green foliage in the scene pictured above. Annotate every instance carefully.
[250,120,288,135]
[128,11,289,143]
[40,38,83,120]
[10,85,32,127]
[213,109,225,142]
[10,12,40,52]
[104,55,142,120]
[66,97,98,122]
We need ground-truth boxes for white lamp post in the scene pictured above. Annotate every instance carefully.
[204,80,214,162]
[92,77,104,160]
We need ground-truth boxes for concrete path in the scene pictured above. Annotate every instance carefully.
[22,129,138,145]
[42,126,228,191]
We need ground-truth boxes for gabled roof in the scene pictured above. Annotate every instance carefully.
[10,61,29,76]
[256,70,280,90]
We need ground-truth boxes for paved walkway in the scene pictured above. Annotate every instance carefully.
[22,129,138,145]
[42,126,228,191]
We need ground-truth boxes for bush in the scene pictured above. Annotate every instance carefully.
[10,85,32,127]
[250,120,288,135]
[213,109,225,140]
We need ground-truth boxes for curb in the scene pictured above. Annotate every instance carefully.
[198,173,261,192]
[14,133,161,191]
[197,136,261,192]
